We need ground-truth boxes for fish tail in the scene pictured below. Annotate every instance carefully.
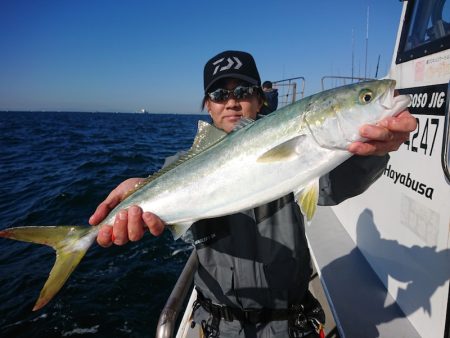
[0,225,95,311]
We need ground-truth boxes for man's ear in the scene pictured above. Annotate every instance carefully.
[205,101,212,117]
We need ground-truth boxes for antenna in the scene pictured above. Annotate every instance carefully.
[365,5,369,79]
[352,28,355,82]
[375,54,380,78]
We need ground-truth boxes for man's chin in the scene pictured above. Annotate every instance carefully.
[225,115,242,125]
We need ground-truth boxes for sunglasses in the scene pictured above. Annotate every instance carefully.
[208,86,259,102]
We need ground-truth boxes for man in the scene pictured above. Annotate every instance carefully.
[90,51,416,337]
[260,80,279,115]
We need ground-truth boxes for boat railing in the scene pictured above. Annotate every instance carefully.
[156,249,198,338]
[272,76,306,108]
[321,75,374,91]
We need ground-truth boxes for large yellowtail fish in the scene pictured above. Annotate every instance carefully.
[0,80,410,310]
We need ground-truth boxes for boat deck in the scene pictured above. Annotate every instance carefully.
[306,206,421,338]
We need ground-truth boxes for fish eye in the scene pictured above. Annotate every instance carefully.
[359,90,373,104]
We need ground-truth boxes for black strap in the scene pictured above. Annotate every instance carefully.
[196,291,293,324]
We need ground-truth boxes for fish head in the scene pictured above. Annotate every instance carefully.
[304,79,411,149]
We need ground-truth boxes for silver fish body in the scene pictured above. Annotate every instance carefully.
[0,79,411,310]
[103,79,410,236]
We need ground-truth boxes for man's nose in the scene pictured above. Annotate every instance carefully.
[224,96,240,107]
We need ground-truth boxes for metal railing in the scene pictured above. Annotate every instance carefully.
[156,249,198,338]
[272,76,306,108]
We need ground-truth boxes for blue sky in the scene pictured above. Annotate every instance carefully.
[0,0,404,114]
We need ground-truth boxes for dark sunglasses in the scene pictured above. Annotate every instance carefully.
[208,86,259,102]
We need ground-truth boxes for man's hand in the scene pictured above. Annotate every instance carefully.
[349,110,417,156]
[89,178,165,247]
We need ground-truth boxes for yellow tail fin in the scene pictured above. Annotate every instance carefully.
[0,226,95,311]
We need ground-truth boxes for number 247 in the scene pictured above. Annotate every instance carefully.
[404,117,439,156]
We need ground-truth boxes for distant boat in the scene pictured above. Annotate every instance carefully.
[140,109,149,114]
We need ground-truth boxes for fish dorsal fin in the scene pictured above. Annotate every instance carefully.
[123,120,228,199]
[191,120,228,152]
[257,135,307,163]
[232,117,255,132]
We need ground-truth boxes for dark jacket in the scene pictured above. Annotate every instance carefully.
[260,89,279,115]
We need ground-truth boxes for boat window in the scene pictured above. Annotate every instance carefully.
[397,0,450,63]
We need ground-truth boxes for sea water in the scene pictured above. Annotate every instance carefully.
[0,111,206,337]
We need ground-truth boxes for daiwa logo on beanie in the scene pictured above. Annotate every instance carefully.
[204,50,261,93]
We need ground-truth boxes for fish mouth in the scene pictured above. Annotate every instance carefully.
[379,81,411,117]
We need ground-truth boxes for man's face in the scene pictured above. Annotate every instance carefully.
[205,79,262,133]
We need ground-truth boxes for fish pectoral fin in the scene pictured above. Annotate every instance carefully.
[0,225,94,310]
[167,222,194,240]
[257,135,307,163]
[295,179,320,223]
